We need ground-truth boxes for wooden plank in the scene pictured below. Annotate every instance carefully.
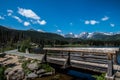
[44,48,119,54]
[107,60,113,77]
[71,55,107,59]
[113,51,119,64]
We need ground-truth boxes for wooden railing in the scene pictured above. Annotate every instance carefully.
[42,47,120,80]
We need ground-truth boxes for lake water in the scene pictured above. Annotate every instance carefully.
[34,63,101,80]
[35,71,96,80]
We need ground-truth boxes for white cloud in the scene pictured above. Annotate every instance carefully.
[85,20,90,24]
[7,9,13,16]
[18,7,46,25]
[101,16,109,21]
[0,16,5,20]
[24,21,30,26]
[7,10,13,13]
[18,7,40,20]
[37,20,46,25]
[12,16,22,23]
[110,23,115,27]
[85,20,99,25]
[90,20,99,25]
[57,29,62,33]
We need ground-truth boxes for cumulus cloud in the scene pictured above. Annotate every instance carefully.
[110,23,115,27]
[57,29,62,33]
[0,16,5,20]
[18,7,46,25]
[101,16,109,21]
[85,20,89,24]
[90,20,99,25]
[12,16,22,23]
[7,9,13,16]
[37,20,46,25]
[18,7,40,20]
[85,20,99,25]
[24,21,30,26]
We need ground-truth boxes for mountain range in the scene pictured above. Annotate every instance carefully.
[64,32,120,40]
[1,25,120,41]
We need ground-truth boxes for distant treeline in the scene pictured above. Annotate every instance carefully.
[1,25,120,47]
[0,25,68,48]
[67,38,120,47]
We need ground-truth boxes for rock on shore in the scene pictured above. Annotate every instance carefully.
[1,54,54,80]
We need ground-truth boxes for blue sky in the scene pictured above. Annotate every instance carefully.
[0,0,120,35]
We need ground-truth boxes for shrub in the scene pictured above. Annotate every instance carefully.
[22,60,31,74]
[18,39,31,52]
[40,63,54,72]
[93,73,105,80]
[0,66,6,80]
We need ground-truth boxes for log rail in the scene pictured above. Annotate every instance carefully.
[42,47,120,80]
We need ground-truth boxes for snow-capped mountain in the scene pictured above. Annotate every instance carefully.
[78,32,89,39]
[64,33,75,38]
[86,32,111,39]
[64,32,116,39]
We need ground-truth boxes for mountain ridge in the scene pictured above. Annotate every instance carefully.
[64,32,120,39]
[1,25,120,41]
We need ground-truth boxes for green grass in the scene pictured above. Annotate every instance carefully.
[93,73,106,80]
[40,63,54,72]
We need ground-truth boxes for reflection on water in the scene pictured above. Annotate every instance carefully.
[34,70,96,80]
[68,70,95,80]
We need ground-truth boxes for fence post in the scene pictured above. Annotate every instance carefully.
[106,54,114,80]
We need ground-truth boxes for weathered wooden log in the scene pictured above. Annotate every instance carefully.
[72,55,107,59]
[44,48,119,54]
